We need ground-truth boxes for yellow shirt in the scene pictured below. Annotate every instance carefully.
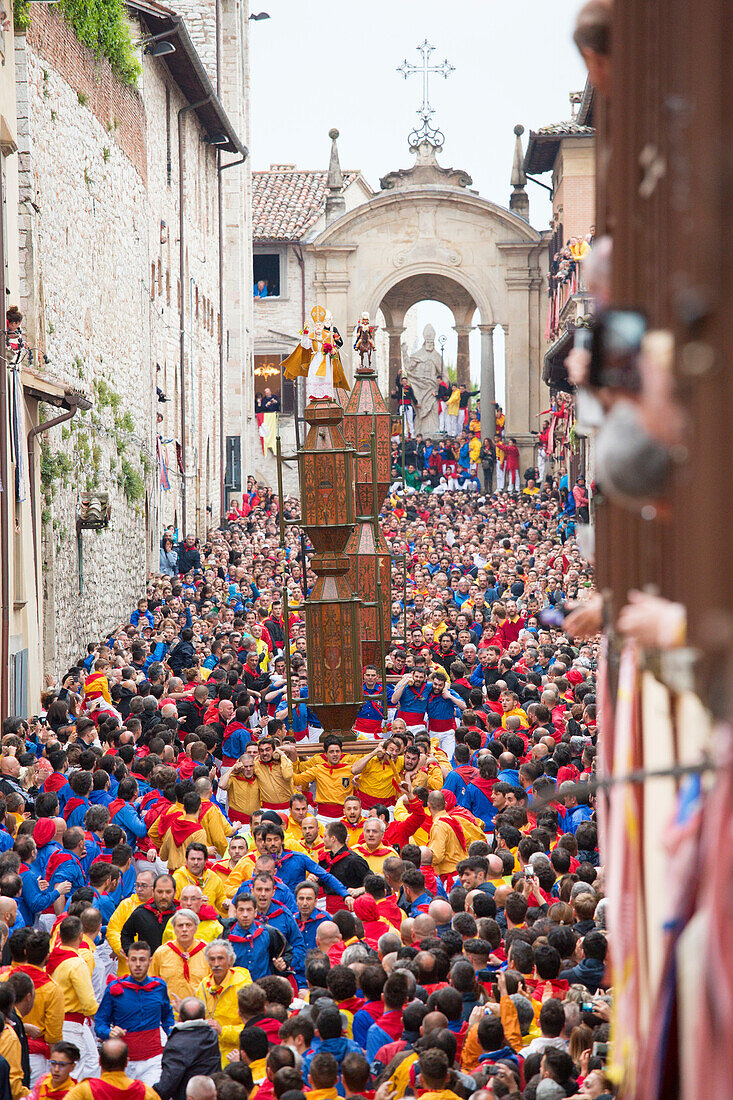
[354,756,402,801]
[226,773,262,816]
[11,964,64,1046]
[201,801,234,855]
[65,1072,159,1100]
[294,755,359,806]
[469,437,481,463]
[159,822,208,871]
[446,389,461,415]
[410,763,444,791]
[149,939,209,1005]
[50,953,99,1018]
[284,814,321,851]
[210,857,245,900]
[351,843,394,875]
[254,757,294,805]
[0,1023,24,1098]
[173,867,228,916]
[195,966,253,1065]
[430,813,467,874]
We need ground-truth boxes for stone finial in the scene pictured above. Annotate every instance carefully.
[509,123,530,221]
[325,128,345,225]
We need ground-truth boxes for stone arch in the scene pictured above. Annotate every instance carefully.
[310,170,546,450]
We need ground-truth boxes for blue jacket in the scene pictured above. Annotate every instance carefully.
[442,769,468,802]
[65,798,91,829]
[254,900,305,976]
[221,723,252,763]
[19,870,60,925]
[296,910,330,956]
[49,852,87,894]
[478,1045,520,1072]
[90,790,114,807]
[409,891,434,917]
[273,850,348,898]
[110,802,148,846]
[110,864,137,906]
[559,956,605,993]
[130,608,155,629]
[226,921,281,980]
[302,1036,364,1081]
[561,804,594,835]
[31,840,61,879]
[463,784,496,831]
[96,975,174,1041]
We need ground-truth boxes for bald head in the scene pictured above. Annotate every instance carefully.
[486,855,503,877]
[400,918,414,946]
[419,847,434,866]
[99,1039,128,1073]
[186,1079,216,1100]
[315,921,341,950]
[428,899,453,927]
[412,914,437,943]
[494,884,511,908]
[422,1011,449,1035]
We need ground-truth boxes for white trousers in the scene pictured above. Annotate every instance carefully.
[538,448,547,483]
[439,405,448,433]
[496,464,506,491]
[62,1020,100,1080]
[401,405,415,438]
[446,414,460,438]
[29,1054,49,1088]
[506,468,520,491]
[128,1055,163,1085]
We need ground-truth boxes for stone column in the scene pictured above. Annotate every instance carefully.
[454,324,473,387]
[386,326,405,413]
[478,324,495,440]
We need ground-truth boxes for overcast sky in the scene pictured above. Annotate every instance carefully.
[249,0,589,398]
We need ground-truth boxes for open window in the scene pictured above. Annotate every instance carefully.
[253,253,281,299]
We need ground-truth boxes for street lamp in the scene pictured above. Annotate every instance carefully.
[438,334,447,369]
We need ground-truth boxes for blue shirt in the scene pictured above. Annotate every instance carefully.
[272,849,348,899]
[254,901,305,976]
[227,920,278,979]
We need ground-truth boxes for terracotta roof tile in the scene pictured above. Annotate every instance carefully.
[252,168,359,242]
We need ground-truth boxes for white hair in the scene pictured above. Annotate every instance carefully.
[204,938,236,963]
[186,1078,217,1100]
[171,908,200,928]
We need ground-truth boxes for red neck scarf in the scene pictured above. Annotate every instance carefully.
[89,1078,146,1100]
[46,945,79,976]
[169,818,203,846]
[142,900,178,924]
[108,799,126,818]
[318,753,347,775]
[166,941,205,981]
[431,812,465,849]
[14,963,52,988]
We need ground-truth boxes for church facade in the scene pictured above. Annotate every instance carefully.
[250,130,548,487]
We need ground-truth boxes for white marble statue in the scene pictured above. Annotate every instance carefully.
[403,324,443,437]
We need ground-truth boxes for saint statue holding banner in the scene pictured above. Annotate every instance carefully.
[283,305,350,401]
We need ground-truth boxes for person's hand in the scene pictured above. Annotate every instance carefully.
[579,1048,591,1076]
[169,993,182,1012]
[37,879,49,892]
[3,744,16,757]
[226,1049,240,1062]
[591,996,611,1021]
[109,1026,127,1039]
[147,848,158,862]
[373,1083,396,1100]
[617,590,686,649]
[496,969,507,998]
[344,895,355,911]
[468,1004,488,1028]
[563,593,603,640]
[55,880,73,896]
[273,955,287,972]
[23,1022,43,1039]
[206,1018,222,1034]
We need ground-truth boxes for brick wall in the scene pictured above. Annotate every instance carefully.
[26,6,147,185]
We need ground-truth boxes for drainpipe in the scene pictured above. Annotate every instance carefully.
[178,96,212,537]
[293,243,306,430]
[27,399,84,621]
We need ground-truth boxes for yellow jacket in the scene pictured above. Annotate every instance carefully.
[163,917,222,945]
[282,328,350,393]
[106,894,148,975]
[283,814,321,851]
[149,939,209,1006]
[0,1023,24,1099]
[294,754,358,806]
[351,843,394,875]
[446,389,461,415]
[430,813,467,874]
[173,867,228,916]
[410,763,444,791]
[201,801,234,855]
[210,857,245,901]
[254,758,294,805]
[49,953,98,1018]
[11,964,64,1046]
[148,800,182,850]
[469,437,481,462]
[195,966,253,1065]
[224,851,260,896]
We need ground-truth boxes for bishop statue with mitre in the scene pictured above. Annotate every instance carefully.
[283,304,350,400]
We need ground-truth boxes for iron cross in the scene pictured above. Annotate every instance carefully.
[397,40,455,147]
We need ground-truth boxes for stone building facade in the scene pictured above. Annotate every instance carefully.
[13,2,248,682]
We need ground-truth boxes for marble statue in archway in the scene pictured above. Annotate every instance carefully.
[404,323,443,437]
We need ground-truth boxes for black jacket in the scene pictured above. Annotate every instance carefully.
[177,544,201,574]
[154,1020,222,1100]
[120,903,178,954]
[319,847,371,893]
[168,639,196,676]
[0,1054,11,1100]
[178,698,209,734]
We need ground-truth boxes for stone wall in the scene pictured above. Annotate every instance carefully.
[15,6,227,677]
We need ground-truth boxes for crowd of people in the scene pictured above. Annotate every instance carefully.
[0,462,611,1100]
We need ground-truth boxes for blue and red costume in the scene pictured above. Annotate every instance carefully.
[394,682,430,728]
[354,682,393,737]
[96,975,174,1061]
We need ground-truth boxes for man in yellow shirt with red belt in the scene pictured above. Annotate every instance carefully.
[286,737,358,823]
[350,740,402,811]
